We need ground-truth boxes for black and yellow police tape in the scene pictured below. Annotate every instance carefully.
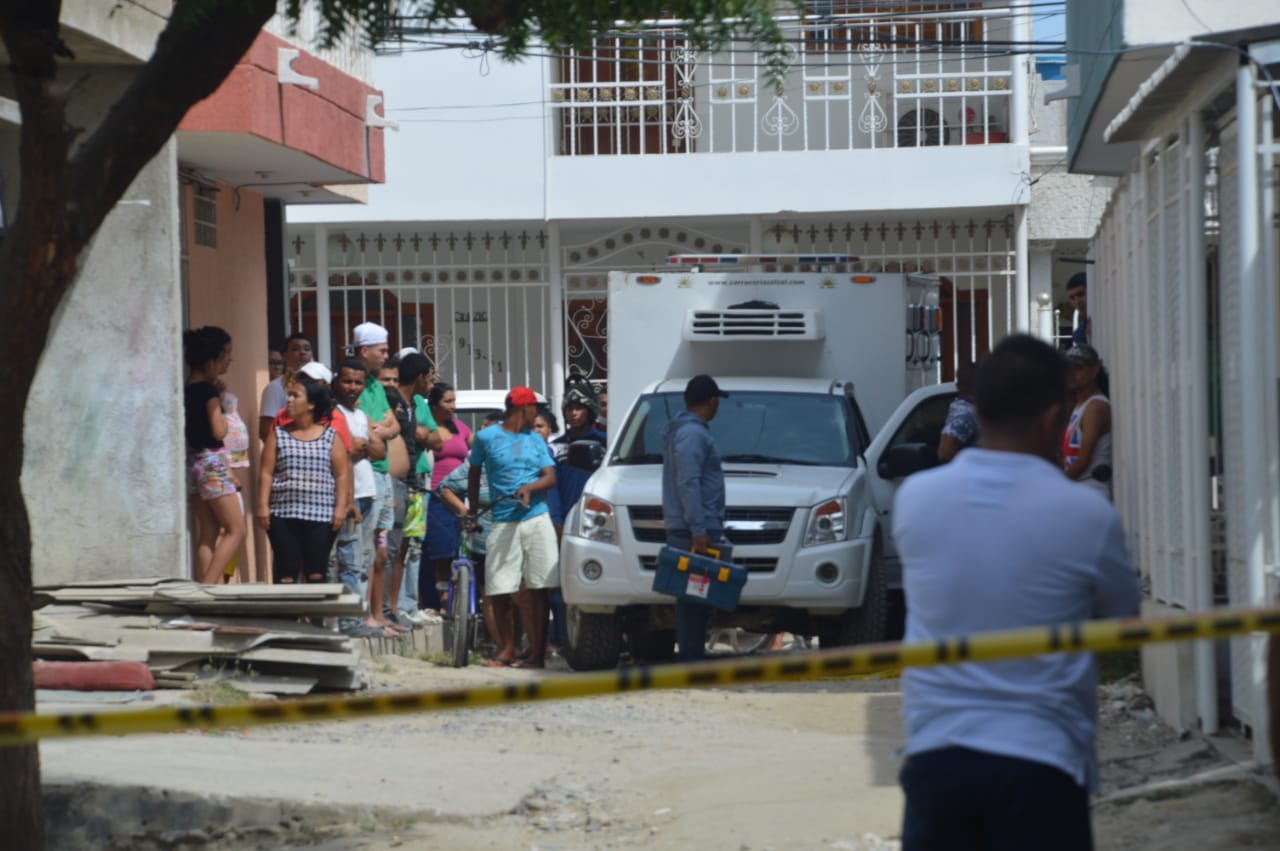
[2,605,1278,748]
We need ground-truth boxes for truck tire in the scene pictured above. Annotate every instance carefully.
[817,544,890,648]
[628,629,677,664]
[562,605,623,671]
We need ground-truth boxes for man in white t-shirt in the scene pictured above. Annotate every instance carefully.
[258,332,314,441]
[893,334,1140,851]
[333,358,388,637]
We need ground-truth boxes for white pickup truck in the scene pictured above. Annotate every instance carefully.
[559,261,958,670]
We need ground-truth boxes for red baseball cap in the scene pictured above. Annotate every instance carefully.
[506,386,538,408]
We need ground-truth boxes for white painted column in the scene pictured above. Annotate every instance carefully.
[547,221,566,409]
[1030,244,1054,340]
[314,223,331,366]
[1184,111,1217,733]
[1013,207,1030,333]
[1235,61,1271,762]
[1010,2,1032,334]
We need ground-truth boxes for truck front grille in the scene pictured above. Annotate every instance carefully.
[628,506,793,545]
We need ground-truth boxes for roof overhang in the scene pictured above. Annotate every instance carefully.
[1074,23,1280,175]
[176,131,370,205]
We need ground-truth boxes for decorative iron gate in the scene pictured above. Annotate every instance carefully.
[287,227,552,392]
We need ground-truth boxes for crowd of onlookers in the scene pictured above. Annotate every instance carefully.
[182,321,606,663]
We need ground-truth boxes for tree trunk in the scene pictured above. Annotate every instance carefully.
[0,427,40,845]
[0,4,276,847]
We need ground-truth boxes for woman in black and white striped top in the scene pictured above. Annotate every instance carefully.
[256,375,351,584]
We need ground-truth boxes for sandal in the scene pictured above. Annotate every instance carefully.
[511,659,545,669]
[482,657,514,668]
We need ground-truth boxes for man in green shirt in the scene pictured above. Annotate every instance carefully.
[353,322,402,632]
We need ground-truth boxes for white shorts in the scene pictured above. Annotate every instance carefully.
[485,513,560,596]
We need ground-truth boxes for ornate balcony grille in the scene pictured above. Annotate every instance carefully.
[551,4,1014,155]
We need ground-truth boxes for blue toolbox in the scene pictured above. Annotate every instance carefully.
[652,546,748,611]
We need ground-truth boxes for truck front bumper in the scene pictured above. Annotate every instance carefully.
[560,534,872,615]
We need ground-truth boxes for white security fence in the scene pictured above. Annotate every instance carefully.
[1091,71,1280,750]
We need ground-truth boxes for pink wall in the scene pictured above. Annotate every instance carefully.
[183,181,272,582]
[181,31,385,183]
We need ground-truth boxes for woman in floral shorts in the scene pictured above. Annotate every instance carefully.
[184,327,246,583]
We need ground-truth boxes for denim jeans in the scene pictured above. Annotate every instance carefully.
[664,530,732,662]
[336,496,375,628]
[400,534,422,612]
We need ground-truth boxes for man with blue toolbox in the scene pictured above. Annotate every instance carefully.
[660,374,738,662]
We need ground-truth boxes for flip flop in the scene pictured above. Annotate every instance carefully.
[511,659,545,669]
[482,658,514,668]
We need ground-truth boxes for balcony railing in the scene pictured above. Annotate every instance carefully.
[551,5,1018,156]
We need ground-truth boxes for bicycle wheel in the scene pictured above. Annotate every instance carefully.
[450,560,473,668]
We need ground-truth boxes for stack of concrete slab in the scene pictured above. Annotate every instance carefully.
[32,579,368,695]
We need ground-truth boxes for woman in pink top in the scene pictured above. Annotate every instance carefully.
[425,383,475,607]
[430,383,473,490]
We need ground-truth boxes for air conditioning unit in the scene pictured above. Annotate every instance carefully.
[683,308,824,341]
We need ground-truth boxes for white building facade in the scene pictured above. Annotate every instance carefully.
[287,3,1101,432]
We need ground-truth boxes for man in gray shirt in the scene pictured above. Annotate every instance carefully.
[662,374,730,662]
[893,335,1139,850]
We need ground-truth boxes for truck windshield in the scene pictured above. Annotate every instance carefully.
[611,391,858,467]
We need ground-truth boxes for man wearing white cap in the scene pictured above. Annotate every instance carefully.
[353,322,404,632]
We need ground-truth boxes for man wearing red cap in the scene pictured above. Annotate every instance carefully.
[467,386,558,667]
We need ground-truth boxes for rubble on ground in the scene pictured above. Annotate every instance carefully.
[32,579,369,695]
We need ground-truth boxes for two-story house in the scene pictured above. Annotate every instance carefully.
[286,2,1099,434]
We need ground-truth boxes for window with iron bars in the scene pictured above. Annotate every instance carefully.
[193,184,217,249]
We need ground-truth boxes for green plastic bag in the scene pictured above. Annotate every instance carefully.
[404,491,426,539]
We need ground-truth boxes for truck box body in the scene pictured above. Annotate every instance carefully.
[606,269,932,436]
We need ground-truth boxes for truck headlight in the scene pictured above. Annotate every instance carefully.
[804,498,847,547]
[579,495,617,543]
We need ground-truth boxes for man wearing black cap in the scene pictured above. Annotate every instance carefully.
[662,374,732,662]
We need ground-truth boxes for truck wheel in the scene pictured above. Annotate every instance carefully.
[562,605,623,671]
[819,545,890,648]
[628,629,677,664]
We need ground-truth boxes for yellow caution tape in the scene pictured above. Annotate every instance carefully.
[3,605,1278,748]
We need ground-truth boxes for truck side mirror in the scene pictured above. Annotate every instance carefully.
[568,440,606,473]
[877,443,938,480]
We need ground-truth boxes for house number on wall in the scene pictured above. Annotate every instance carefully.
[456,337,504,374]
[455,311,488,323]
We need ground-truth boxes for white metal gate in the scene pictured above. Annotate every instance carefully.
[287,226,552,392]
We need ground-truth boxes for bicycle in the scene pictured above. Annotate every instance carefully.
[445,494,522,667]
[445,531,482,668]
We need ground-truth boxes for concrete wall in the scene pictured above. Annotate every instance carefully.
[184,182,271,582]
[20,70,184,585]
[1124,0,1280,44]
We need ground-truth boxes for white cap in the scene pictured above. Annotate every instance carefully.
[297,362,333,384]
[396,346,419,360]
[351,321,389,349]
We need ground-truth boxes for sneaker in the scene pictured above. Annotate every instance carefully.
[387,611,416,630]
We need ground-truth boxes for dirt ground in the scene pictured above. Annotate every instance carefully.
[39,652,1280,850]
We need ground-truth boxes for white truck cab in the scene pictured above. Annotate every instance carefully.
[559,259,958,669]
